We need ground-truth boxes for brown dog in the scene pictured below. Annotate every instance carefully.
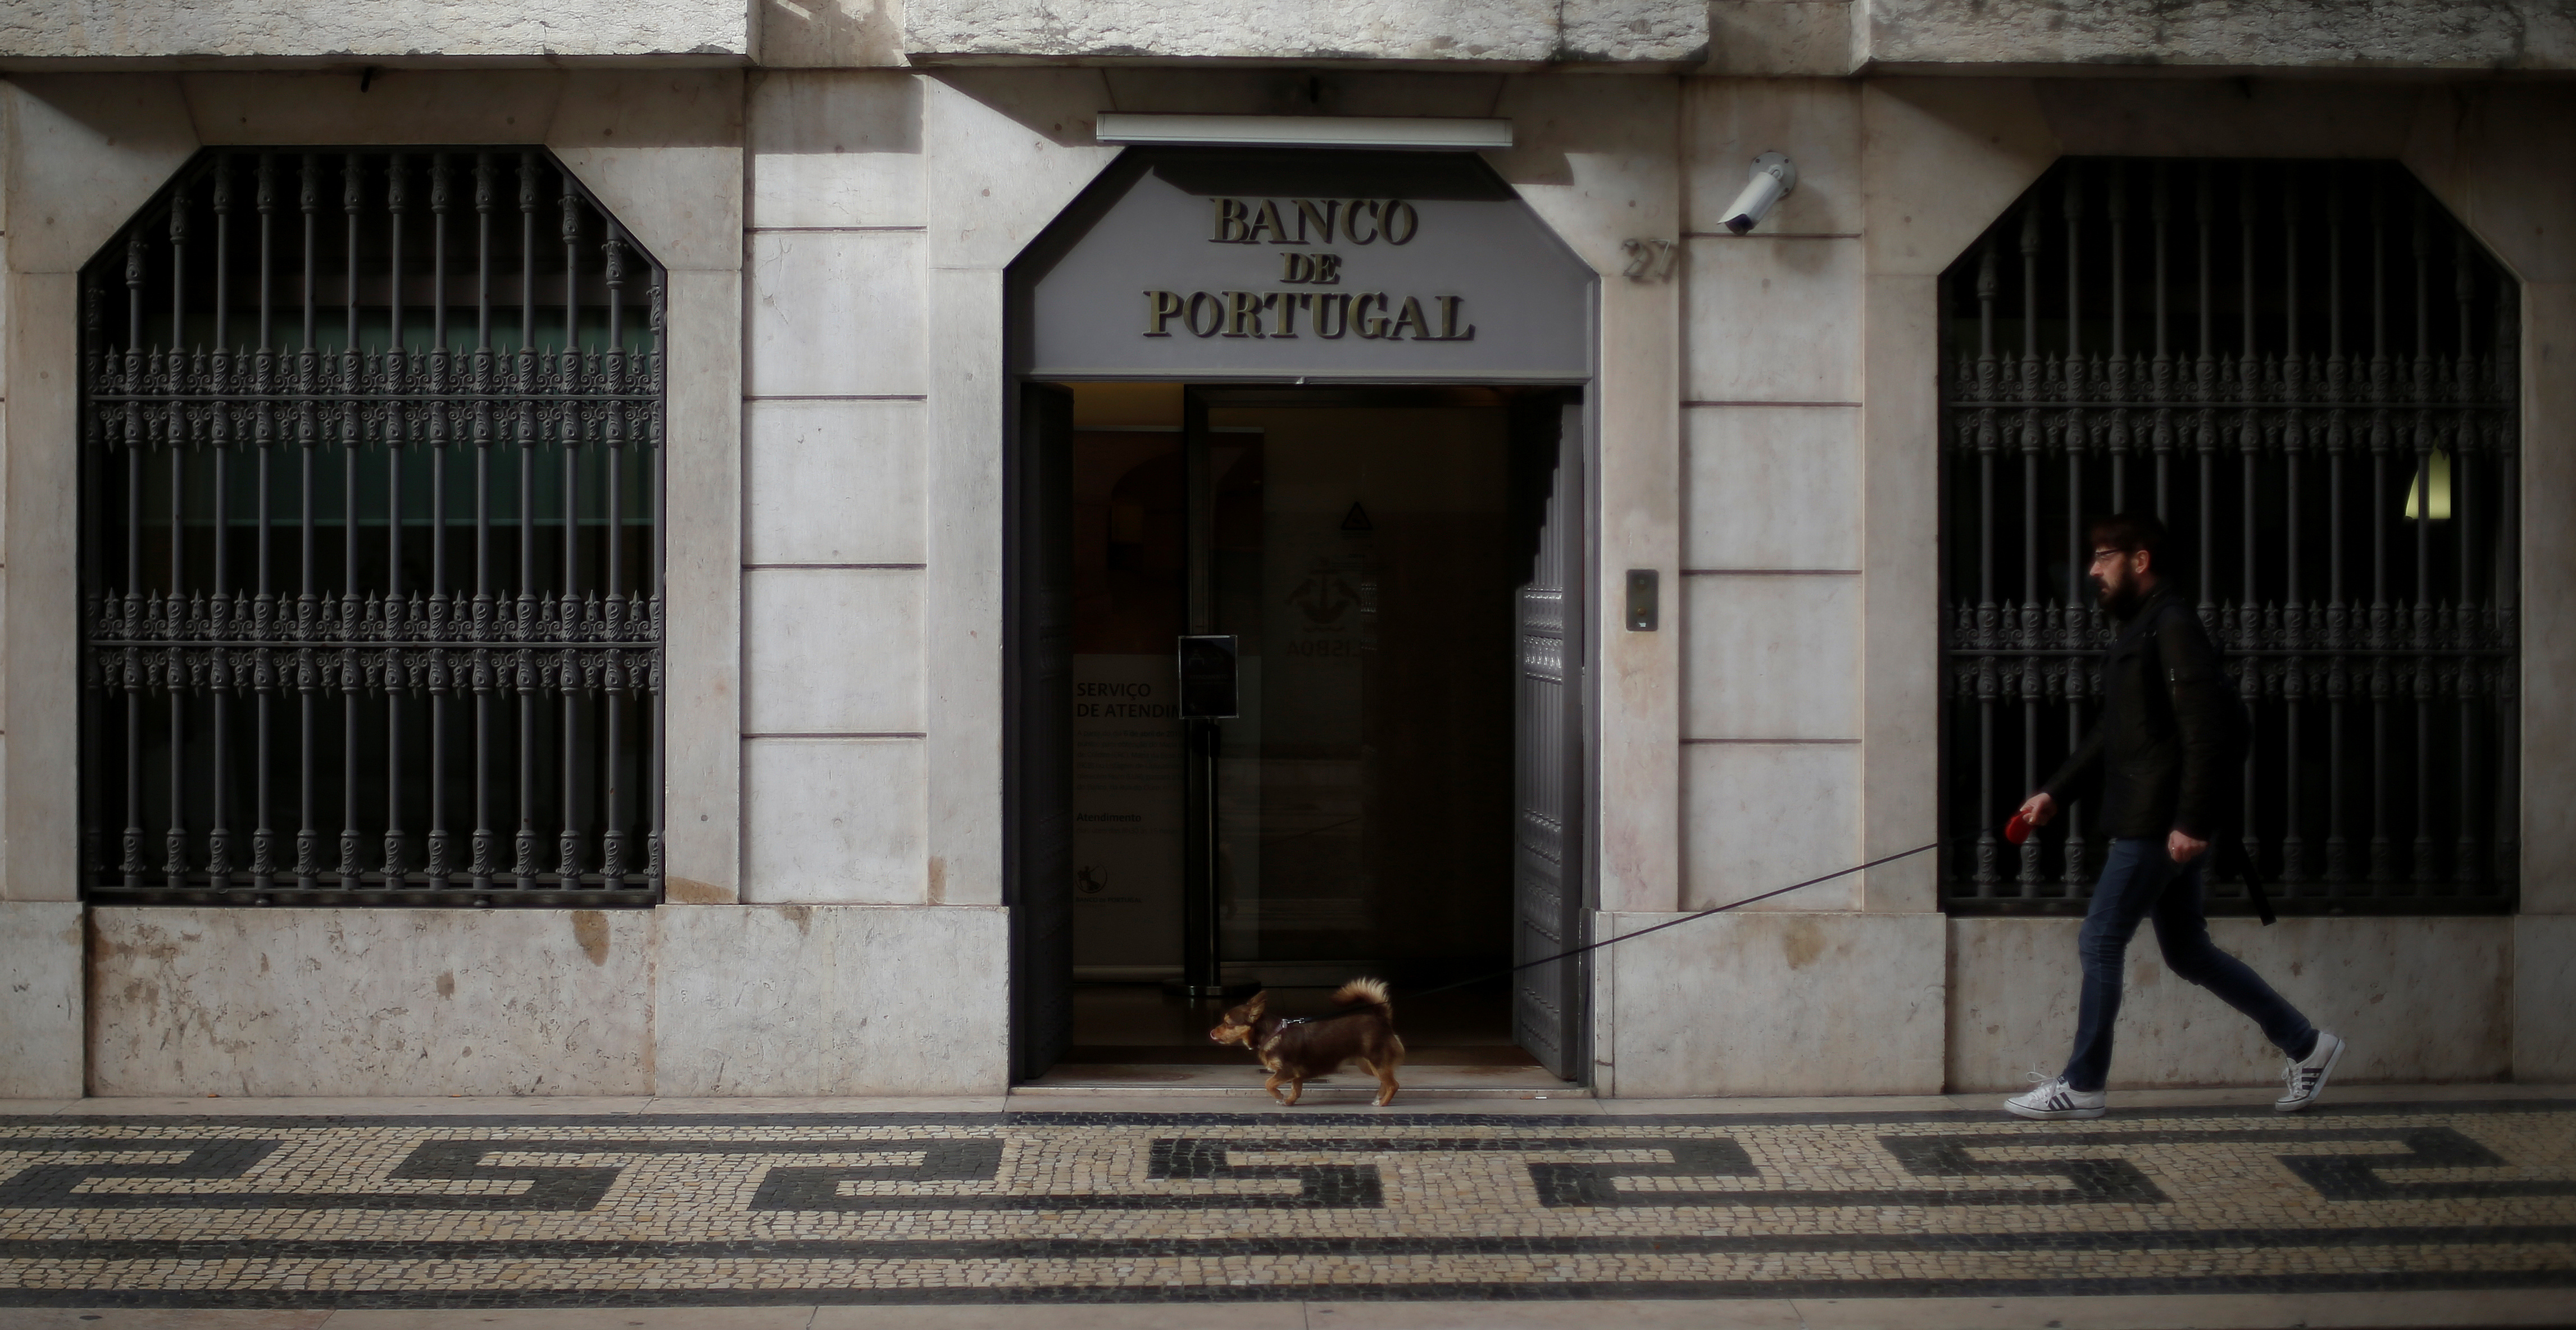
[1208,978,1405,1106]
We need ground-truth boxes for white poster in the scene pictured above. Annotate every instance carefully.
[1071,653,1184,971]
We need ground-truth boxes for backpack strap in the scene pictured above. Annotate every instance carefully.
[2218,838,2279,926]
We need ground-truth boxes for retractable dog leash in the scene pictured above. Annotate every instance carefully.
[1396,840,1942,1004]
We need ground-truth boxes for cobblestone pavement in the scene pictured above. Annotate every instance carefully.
[3,1099,2571,1309]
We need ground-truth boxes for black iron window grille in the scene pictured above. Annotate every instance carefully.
[1939,159,2518,915]
[79,148,666,907]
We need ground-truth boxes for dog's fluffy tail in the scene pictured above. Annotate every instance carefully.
[1333,977,1392,1017]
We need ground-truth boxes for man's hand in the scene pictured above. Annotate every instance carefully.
[2018,792,2057,827]
[2168,828,2209,863]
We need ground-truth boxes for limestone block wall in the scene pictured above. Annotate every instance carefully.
[1861,0,2576,74]
[1949,917,2515,1093]
[79,905,1008,1097]
[1599,911,1947,1097]
[1678,79,1868,918]
[743,71,933,907]
[3,0,752,63]
[758,0,908,70]
[902,0,1708,66]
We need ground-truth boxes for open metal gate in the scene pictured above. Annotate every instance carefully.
[1510,395,1588,1080]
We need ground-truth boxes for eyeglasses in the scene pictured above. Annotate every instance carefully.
[2088,548,2134,566]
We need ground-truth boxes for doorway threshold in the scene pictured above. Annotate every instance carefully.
[1012,1063,1588,1100]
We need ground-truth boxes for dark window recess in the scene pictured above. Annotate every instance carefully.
[80,148,666,907]
[1939,159,2519,916]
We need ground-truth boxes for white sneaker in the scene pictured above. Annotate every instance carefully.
[2276,1030,2346,1112]
[2005,1073,2107,1121]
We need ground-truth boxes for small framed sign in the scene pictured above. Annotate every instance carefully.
[1177,635,1241,719]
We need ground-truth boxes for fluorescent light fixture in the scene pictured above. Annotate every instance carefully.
[2404,449,2454,521]
[1095,114,1512,152]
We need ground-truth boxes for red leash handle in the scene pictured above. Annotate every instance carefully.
[2003,810,2036,845]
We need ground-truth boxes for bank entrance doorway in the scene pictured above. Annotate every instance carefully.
[1005,149,1597,1093]
[1021,382,1583,1090]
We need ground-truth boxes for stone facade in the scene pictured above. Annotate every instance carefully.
[1,1,2569,1099]
[5,0,753,63]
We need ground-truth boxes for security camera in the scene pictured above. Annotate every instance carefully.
[1721,152,1798,235]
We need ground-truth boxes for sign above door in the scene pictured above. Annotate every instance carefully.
[1013,151,1594,382]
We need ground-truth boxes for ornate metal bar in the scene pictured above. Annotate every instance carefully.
[2108,163,2129,514]
[2409,194,2437,887]
[340,154,365,886]
[1973,234,2000,894]
[210,161,236,887]
[2060,167,2089,895]
[473,154,498,890]
[166,195,190,890]
[121,229,146,893]
[517,153,542,889]
[603,226,629,888]
[2150,163,2173,524]
[2324,166,2353,887]
[561,169,585,886]
[429,153,454,886]
[2016,202,2044,891]
[2454,228,2482,889]
[1939,158,2518,915]
[254,156,279,892]
[386,154,409,885]
[2235,162,2260,879]
[2280,164,2307,885]
[648,262,668,886]
[79,147,666,907]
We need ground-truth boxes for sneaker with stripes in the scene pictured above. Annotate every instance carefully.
[2275,1030,2346,1113]
[2005,1073,2107,1120]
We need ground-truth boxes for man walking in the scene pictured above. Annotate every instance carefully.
[2007,513,2345,1120]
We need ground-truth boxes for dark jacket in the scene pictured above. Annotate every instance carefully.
[2041,585,2241,840]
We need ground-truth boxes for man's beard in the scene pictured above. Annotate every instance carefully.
[2094,575,2144,618]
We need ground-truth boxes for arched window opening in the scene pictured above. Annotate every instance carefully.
[80,148,666,907]
[1939,159,2518,915]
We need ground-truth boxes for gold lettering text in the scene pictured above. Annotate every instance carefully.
[1294,198,1339,245]
[1211,198,1252,244]
[1381,200,1419,245]
[1314,292,1351,339]
[1144,289,1185,337]
[1389,295,1432,340]
[1224,290,1265,337]
[1345,200,1381,245]
[1354,291,1392,339]
[1184,291,1225,337]
[1266,291,1301,338]
[1435,295,1475,341]
[1278,252,1343,285]
[1246,199,1288,244]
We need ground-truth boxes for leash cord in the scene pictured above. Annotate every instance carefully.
[1393,840,1942,1004]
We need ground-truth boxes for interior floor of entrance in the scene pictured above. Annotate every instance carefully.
[1063,978,1524,1067]
[1058,380,1547,1082]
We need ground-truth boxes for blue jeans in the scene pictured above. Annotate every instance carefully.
[2062,837,2318,1092]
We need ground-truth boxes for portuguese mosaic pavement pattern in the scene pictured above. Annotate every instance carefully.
[3,1101,2572,1308]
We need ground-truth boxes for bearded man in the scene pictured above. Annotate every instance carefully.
[2006,513,2345,1119]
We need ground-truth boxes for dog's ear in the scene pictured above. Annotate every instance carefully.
[1245,991,1267,1014]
